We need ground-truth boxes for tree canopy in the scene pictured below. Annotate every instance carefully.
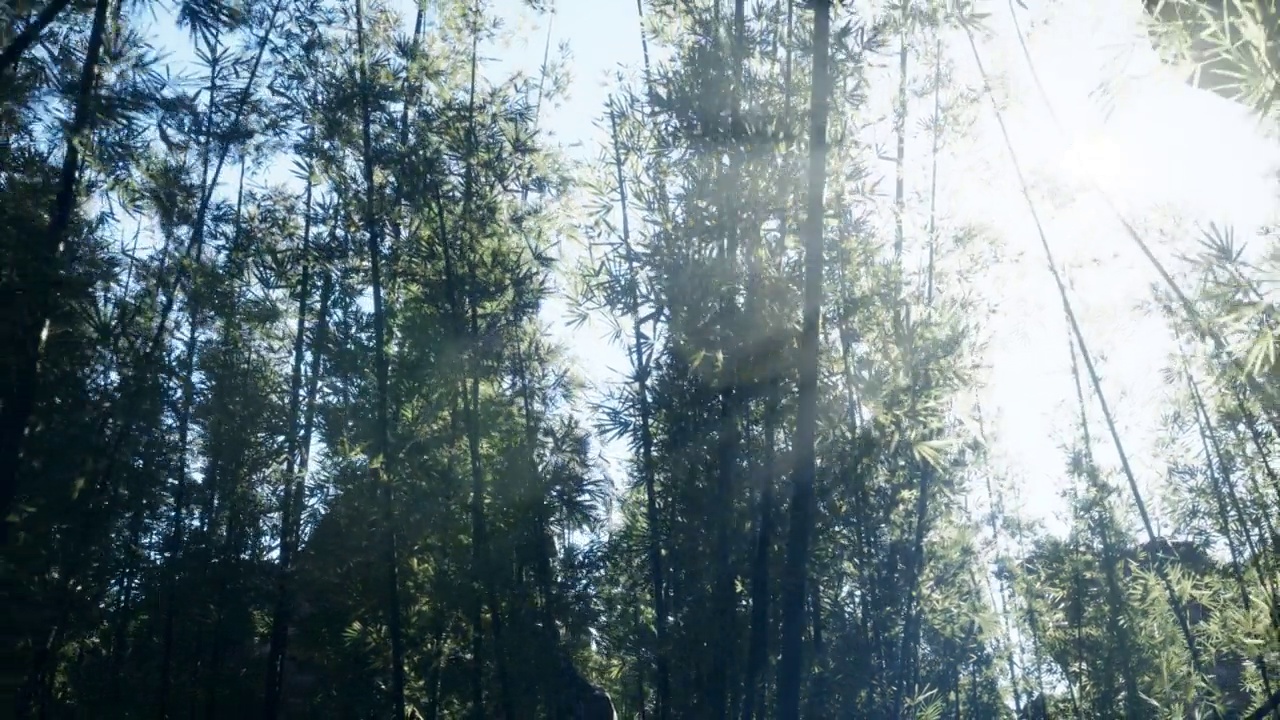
[4,0,1280,718]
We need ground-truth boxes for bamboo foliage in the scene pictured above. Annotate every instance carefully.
[6,0,1280,719]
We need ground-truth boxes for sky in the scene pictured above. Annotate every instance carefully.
[139,0,1280,538]
[942,1,1280,532]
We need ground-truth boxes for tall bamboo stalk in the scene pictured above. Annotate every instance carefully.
[354,0,406,711]
[775,1,832,716]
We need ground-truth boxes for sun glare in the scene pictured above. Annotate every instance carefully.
[518,0,1280,537]
[962,6,1280,534]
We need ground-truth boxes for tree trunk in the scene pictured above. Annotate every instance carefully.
[774,1,831,717]
[893,0,908,261]
[457,9,491,717]
[711,3,748,712]
[1067,332,1140,719]
[157,240,205,719]
[607,96,670,720]
[263,199,331,719]
[0,0,109,540]
[740,386,776,720]
[354,0,406,712]
[0,0,74,80]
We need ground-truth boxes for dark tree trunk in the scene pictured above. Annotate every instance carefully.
[263,207,331,719]
[0,0,109,540]
[0,0,75,80]
[157,261,203,720]
[740,385,777,720]
[354,0,406,711]
[607,97,670,720]
[774,1,832,717]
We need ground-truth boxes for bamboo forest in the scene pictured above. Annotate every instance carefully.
[10,0,1280,716]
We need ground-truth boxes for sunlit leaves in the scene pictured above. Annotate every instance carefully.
[1244,325,1276,376]
[912,437,957,470]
